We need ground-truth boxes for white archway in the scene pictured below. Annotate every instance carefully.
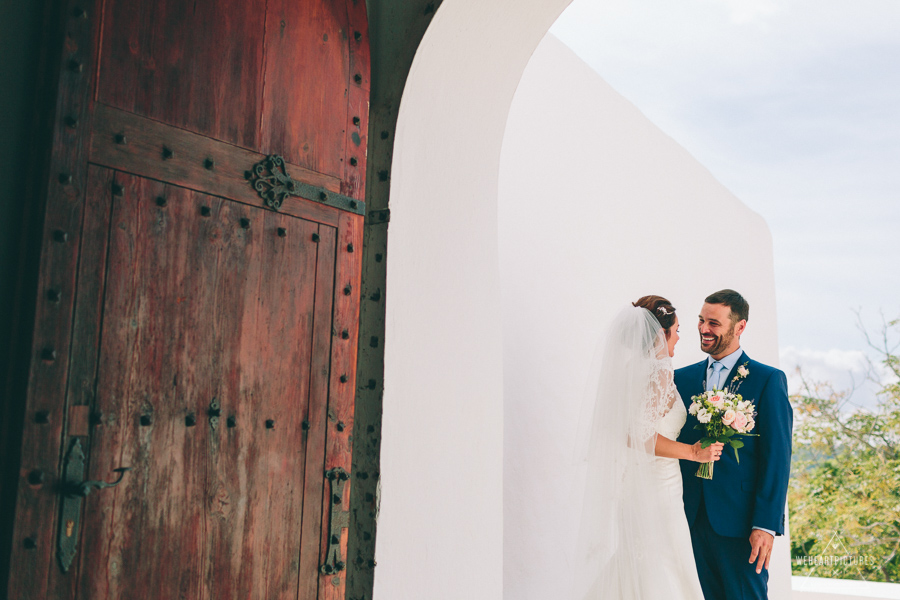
[376,1,572,597]
[377,2,790,599]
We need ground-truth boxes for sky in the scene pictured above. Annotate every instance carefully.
[550,0,900,405]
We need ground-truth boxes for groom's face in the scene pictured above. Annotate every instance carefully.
[698,303,744,358]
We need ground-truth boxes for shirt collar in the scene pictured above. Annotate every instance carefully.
[707,347,744,372]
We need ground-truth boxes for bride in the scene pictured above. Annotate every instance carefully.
[573,296,723,599]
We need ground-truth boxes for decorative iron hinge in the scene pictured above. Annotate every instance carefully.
[320,467,351,575]
[247,155,365,216]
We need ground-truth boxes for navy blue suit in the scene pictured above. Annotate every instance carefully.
[675,353,792,600]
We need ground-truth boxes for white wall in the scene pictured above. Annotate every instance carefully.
[379,0,796,596]
[377,2,571,599]
[498,34,791,599]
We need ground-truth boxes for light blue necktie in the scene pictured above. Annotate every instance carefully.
[709,361,726,391]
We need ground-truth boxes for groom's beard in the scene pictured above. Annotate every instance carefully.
[701,326,735,356]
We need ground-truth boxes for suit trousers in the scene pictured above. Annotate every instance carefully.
[690,499,768,600]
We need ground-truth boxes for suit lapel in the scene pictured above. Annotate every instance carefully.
[697,359,707,394]
[721,351,751,393]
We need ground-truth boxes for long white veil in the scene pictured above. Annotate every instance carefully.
[572,306,679,599]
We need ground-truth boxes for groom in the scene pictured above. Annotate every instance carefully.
[675,290,792,600]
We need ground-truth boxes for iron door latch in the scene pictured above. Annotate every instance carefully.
[57,438,131,572]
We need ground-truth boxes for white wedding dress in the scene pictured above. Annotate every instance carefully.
[647,387,705,599]
[573,307,704,600]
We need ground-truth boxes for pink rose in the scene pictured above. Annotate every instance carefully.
[733,412,748,432]
[722,409,736,426]
[709,395,724,408]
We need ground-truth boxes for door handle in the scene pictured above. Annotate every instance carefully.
[57,438,131,572]
[65,467,131,498]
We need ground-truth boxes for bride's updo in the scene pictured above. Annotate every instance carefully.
[632,295,677,336]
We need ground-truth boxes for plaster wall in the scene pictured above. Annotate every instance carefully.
[377,1,570,598]
[379,1,796,598]
[499,34,791,599]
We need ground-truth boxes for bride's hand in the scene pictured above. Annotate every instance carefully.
[691,441,724,463]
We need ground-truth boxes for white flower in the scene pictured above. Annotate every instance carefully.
[737,365,750,378]
[688,402,699,416]
[697,409,711,424]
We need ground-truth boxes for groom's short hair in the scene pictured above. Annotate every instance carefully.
[705,289,749,324]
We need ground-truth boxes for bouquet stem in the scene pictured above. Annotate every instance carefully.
[696,461,714,480]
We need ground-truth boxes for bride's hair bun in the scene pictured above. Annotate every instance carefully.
[632,295,677,335]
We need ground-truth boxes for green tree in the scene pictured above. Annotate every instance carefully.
[789,318,900,583]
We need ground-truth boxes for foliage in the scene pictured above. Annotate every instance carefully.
[789,318,900,583]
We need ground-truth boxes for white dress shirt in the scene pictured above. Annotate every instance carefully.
[705,348,743,392]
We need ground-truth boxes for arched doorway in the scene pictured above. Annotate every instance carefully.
[375,1,788,599]
[373,1,573,597]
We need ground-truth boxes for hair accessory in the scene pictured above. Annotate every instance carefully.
[657,306,672,316]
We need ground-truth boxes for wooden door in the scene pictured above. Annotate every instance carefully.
[6,0,368,598]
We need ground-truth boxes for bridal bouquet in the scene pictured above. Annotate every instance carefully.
[688,364,758,479]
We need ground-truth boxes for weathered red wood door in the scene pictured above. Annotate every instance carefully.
[7,0,368,598]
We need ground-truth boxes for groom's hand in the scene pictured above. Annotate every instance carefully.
[749,529,774,574]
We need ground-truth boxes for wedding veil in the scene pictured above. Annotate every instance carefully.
[571,306,680,599]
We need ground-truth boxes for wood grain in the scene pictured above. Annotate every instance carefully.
[341,84,369,202]
[73,171,332,598]
[343,0,371,201]
[319,212,364,600]
[43,165,115,600]
[7,0,370,596]
[96,0,366,185]
[90,104,343,227]
[260,0,350,177]
[298,226,338,600]
[5,1,102,596]
[96,0,267,151]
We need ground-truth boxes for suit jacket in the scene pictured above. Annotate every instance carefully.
[675,353,793,538]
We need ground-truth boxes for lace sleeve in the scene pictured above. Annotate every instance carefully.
[637,358,677,444]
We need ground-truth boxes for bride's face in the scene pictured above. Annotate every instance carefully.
[666,315,680,357]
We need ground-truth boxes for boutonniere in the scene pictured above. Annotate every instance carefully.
[728,361,750,393]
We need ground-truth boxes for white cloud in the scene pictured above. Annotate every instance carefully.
[780,346,868,381]
[706,0,782,27]
[780,346,897,410]
[551,0,900,359]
